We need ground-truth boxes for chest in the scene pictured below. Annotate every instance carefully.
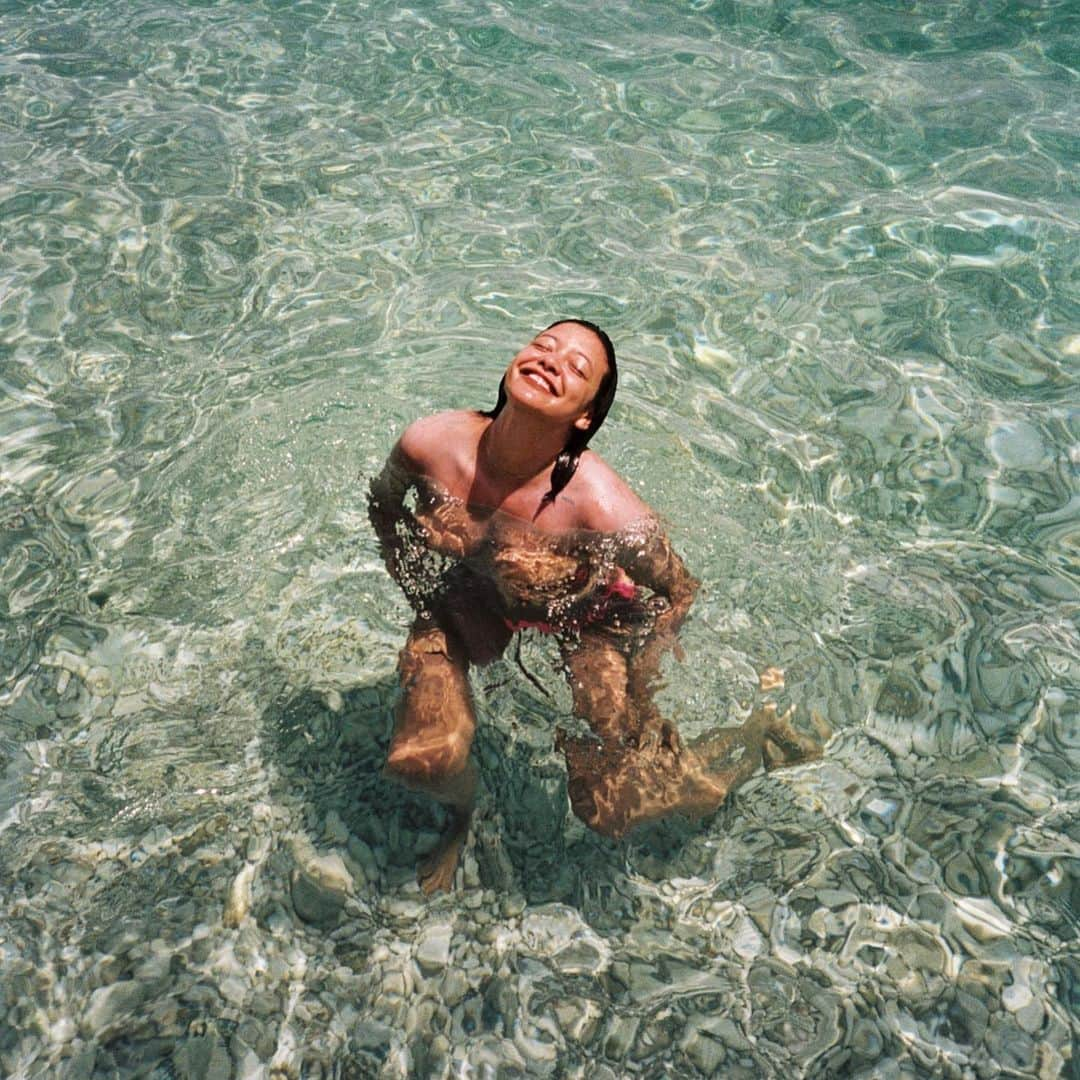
[413,494,551,560]
[417,462,581,548]
[413,499,598,612]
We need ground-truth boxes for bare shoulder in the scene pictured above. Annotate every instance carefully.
[395,410,485,481]
[570,451,654,532]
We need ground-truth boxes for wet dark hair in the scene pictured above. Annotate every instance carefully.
[483,319,618,509]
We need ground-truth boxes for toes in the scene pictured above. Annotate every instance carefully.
[760,706,826,766]
[810,709,833,741]
[745,701,778,736]
[417,816,470,895]
[762,736,787,771]
[767,704,801,743]
[419,858,456,895]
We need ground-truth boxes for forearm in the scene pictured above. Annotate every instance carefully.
[368,450,436,593]
[368,470,408,580]
[623,528,699,698]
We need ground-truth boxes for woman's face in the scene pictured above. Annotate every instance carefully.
[504,322,609,430]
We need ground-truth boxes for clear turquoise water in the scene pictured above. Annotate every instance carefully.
[1,0,1077,1076]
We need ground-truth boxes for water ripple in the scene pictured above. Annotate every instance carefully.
[0,0,1077,1075]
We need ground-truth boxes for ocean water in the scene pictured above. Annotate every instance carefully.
[1,0,1077,1076]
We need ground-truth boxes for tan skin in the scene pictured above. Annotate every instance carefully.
[369,322,826,893]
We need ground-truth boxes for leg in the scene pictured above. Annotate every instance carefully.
[557,639,828,839]
[558,630,716,839]
[384,566,513,893]
[557,725,744,840]
[384,621,479,894]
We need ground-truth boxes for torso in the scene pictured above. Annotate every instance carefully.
[410,481,615,618]
[392,410,654,625]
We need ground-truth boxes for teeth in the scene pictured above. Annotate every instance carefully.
[526,372,555,393]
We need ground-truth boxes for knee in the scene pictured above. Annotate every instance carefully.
[386,727,472,785]
[569,789,631,840]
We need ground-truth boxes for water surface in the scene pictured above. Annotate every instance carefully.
[1,0,1077,1076]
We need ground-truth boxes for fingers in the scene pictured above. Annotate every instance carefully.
[759,666,784,692]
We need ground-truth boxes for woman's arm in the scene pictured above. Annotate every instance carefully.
[573,455,698,675]
[368,414,478,614]
[367,446,414,584]
[368,433,457,617]
[367,412,462,581]
[618,521,699,699]
[570,455,698,692]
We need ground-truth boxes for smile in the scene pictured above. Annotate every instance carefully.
[523,369,559,395]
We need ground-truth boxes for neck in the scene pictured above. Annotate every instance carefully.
[481,402,574,487]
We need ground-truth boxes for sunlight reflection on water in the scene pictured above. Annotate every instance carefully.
[0,0,1077,1075]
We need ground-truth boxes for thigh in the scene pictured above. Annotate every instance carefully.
[390,621,475,772]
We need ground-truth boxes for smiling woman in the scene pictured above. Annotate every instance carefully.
[480,319,620,517]
[368,320,826,892]
[406,320,625,529]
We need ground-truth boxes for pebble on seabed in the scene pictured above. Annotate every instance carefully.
[3,631,1077,1080]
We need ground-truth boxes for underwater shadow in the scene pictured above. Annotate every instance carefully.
[259,662,708,905]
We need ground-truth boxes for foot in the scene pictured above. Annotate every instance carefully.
[417,811,470,895]
[759,704,831,771]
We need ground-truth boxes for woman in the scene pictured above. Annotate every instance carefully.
[369,320,824,893]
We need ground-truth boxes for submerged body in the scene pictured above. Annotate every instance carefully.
[369,418,823,891]
[368,323,825,891]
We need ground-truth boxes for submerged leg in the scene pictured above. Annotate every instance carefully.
[558,631,712,838]
[558,639,829,839]
[385,622,479,894]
